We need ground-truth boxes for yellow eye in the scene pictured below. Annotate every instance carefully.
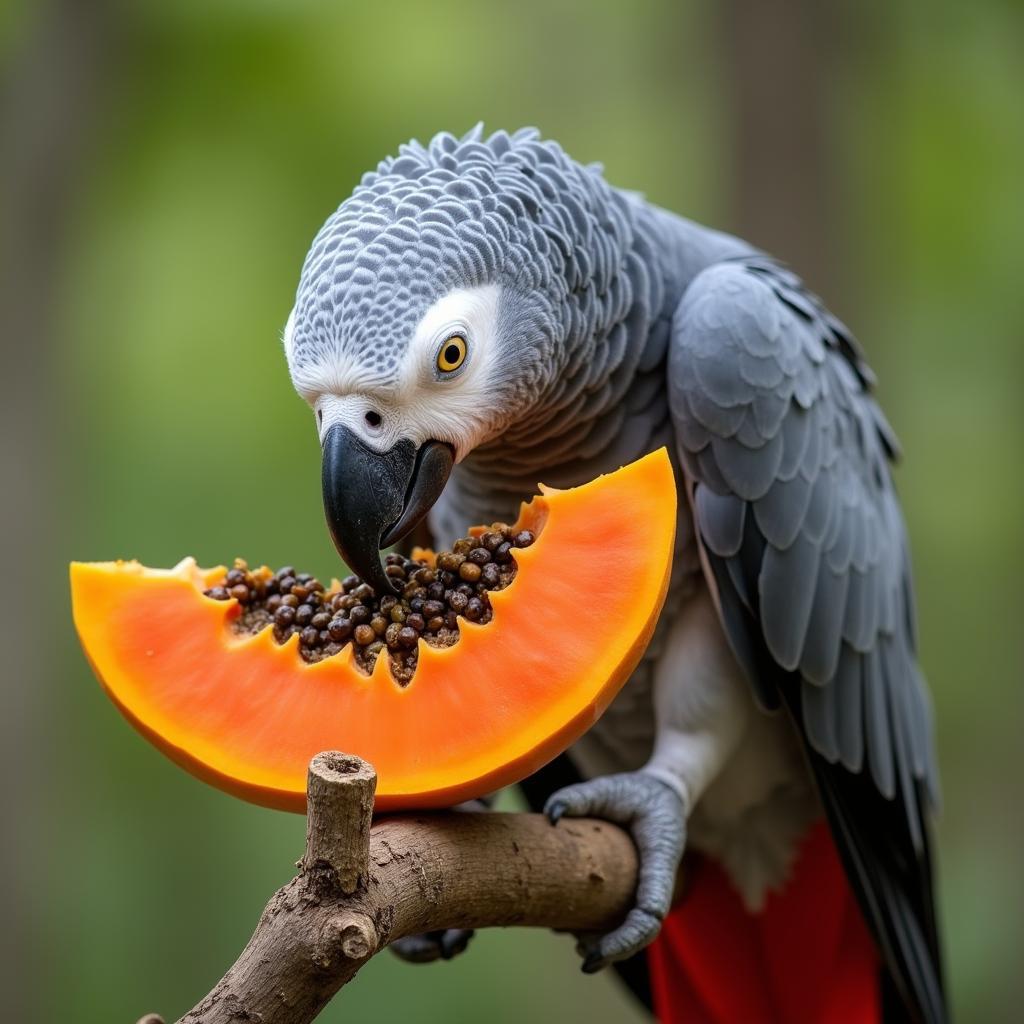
[436,334,468,374]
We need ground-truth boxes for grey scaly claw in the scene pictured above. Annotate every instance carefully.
[543,770,686,972]
[389,928,475,964]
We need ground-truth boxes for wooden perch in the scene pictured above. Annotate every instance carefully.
[146,752,644,1024]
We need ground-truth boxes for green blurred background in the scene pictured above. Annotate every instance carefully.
[2,0,1021,1021]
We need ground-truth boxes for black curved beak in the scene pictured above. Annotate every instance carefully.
[321,424,454,595]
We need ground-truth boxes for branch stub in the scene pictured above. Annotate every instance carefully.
[302,751,376,895]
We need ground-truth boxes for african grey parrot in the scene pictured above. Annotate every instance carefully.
[282,126,946,1024]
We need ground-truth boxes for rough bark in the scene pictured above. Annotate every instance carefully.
[143,752,644,1024]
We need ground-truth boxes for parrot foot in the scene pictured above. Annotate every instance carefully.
[389,929,475,964]
[544,770,686,972]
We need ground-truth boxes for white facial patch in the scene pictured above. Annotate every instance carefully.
[394,284,502,458]
[293,284,503,459]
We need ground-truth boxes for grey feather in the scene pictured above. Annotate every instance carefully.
[686,383,748,438]
[753,472,814,549]
[694,349,755,408]
[802,467,837,546]
[825,498,856,573]
[695,485,746,558]
[863,646,896,800]
[884,641,925,852]
[834,644,865,771]
[802,678,840,762]
[776,405,813,481]
[734,409,771,449]
[694,444,733,496]
[801,560,850,684]
[710,430,785,500]
[726,553,753,612]
[739,350,787,391]
[758,532,820,671]
[751,387,791,439]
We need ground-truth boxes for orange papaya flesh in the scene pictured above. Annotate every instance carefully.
[70,448,677,813]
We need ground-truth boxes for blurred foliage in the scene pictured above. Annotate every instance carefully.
[4,0,1020,1021]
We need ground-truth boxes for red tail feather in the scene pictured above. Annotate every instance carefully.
[649,820,879,1023]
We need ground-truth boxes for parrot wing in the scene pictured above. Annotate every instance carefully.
[668,256,946,1024]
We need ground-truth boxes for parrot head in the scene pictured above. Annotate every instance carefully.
[283,126,639,595]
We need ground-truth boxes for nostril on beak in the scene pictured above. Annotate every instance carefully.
[365,410,382,429]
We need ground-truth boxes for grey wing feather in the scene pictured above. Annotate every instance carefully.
[669,258,936,799]
[668,257,945,1023]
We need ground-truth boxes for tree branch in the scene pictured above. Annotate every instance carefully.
[146,752,646,1024]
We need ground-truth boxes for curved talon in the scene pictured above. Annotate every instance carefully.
[439,928,473,960]
[543,771,687,968]
[546,799,567,826]
[581,906,664,973]
[390,928,475,964]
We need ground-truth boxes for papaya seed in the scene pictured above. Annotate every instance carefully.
[436,552,462,572]
[353,624,376,646]
[206,521,535,680]
[459,562,482,583]
[328,617,352,641]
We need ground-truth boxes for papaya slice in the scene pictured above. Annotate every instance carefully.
[70,449,676,812]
